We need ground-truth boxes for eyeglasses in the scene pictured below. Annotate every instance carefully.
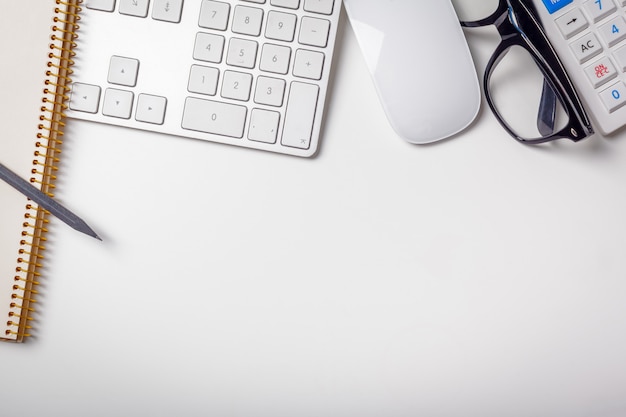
[458,0,594,144]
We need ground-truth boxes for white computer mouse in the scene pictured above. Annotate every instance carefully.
[343,0,481,144]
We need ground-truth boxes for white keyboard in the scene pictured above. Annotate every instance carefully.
[68,0,341,157]
[534,0,626,135]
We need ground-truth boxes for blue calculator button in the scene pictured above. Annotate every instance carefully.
[540,0,574,14]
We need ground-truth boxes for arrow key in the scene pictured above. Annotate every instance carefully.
[108,55,140,86]
[136,94,167,125]
[556,8,588,39]
[69,83,101,114]
[103,88,134,119]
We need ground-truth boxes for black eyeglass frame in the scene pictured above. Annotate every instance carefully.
[461,0,594,144]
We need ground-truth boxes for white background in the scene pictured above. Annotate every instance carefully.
[2,6,626,417]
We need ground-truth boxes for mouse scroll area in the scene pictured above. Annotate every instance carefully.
[344,0,481,144]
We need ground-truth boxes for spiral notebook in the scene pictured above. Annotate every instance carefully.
[0,0,81,342]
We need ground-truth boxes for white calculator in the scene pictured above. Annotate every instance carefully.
[68,0,341,157]
[534,0,626,135]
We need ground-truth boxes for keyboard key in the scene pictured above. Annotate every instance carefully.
[600,16,626,47]
[103,88,134,119]
[193,33,225,63]
[188,65,220,95]
[299,16,330,47]
[86,0,117,12]
[152,0,184,23]
[540,0,573,14]
[226,37,259,68]
[254,76,286,106]
[555,8,588,38]
[221,70,253,101]
[119,0,150,17]
[265,11,297,42]
[570,32,603,63]
[584,57,617,87]
[136,94,167,124]
[249,108,280,143]
[271,0,300,9]
[293,49,324,79]
[259,43,292,74]
[281,82,318,149]
[108,56,140,87]
[232,6,264,36]
[613,44,626,71]
[303,0,334,15]
[70,83,101,113]
[199,0,231,31]
[182,97,248,138]
[583,0,616,22]
[599,82,626,112]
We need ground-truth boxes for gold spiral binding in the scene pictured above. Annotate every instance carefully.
[7,0,82,342]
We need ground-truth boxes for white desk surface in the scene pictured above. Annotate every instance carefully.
[3,10,626,417]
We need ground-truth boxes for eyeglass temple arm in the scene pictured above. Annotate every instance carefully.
[538,79,557,136]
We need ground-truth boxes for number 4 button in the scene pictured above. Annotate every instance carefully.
[600,16,626,47]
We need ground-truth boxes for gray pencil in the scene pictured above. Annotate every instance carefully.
[0,162,101,241]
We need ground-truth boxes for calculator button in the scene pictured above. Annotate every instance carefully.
[119,0,150,17]
[226,38,259,68]
[570,32,603,63]
[265,11,297,42]
[555,8,588,39]
[86,0,116,12]
[231,6,264,36]
[293,49,324,80]
[599,82,626,112]
[193,33,225,63]
[152,0,184,23]
[182,97,248,138]
[221,70,253,101]
[303,0,334,15]
[103,88,134,119]
[600,16,626,47]
[584,57,617,88]
[136,94,167,124]
[69,83,101,114]
[583,0,617,22]
[613,44,626,71]
[108,56,140,87]
[254,76,286,106]
[259,43,292,74]
[249,109,280,143]
[188,65,220,96]
[199,0,231,31]
[539,0,573,14]
[298,17,331,47]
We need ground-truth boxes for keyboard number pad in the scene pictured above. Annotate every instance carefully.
[184,0,336,151]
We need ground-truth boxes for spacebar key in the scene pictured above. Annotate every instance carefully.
[281,82,319,149]
[182,97,247,138]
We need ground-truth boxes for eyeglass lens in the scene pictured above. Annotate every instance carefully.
[488,45,571,140]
